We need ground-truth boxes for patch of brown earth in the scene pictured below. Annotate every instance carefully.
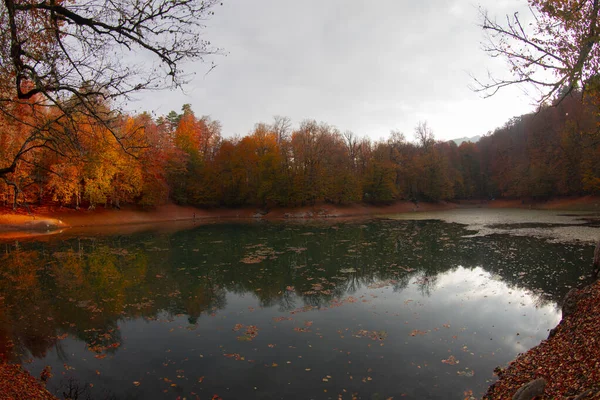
[0,201,457,232]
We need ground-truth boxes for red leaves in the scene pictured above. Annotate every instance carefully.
[233,324,259,342]
[441,355,459,365]
[354,330,388,341]
[272,316,293,322]
[223,353,245,361]
[484,281,600,399]
[40,366,52,383]
[0,361,56,400]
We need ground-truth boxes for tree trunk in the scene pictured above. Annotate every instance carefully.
[593,239,600,280]
[12,185,17,210]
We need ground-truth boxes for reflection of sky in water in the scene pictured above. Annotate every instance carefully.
[3,215,592,399]
[26,266,560,400]
[385,208,600,243]
[431,266,561,353]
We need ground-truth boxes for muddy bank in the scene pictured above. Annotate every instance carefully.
[1,196,599,239]
[484,280,600,399]
[0,201,457,236]
[485,195,600,212]
[0,213,67,231]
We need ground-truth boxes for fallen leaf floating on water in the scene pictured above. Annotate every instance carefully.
[441,355,459,365]
[273,316,293,322]
[223,353,245,361]
[354,330,388,341]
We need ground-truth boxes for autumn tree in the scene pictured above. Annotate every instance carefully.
[412,123,454,201]
[0,0,220,197]
[135,114,171,207]
[477,0,600,103]
[363,142,398,203]
[167,105,222,206]
[290,120,329,205]
[456,142,484,198]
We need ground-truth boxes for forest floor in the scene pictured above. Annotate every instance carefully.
[0,362,56,400]
[483,280,600,399]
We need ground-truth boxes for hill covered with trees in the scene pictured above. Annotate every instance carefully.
[1,92,599,210]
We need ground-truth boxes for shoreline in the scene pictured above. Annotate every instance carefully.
[1,196,599,234]
[484,280,600,399]
[0,200,458,236]
[2,197,599,397]
[0,362,56,400]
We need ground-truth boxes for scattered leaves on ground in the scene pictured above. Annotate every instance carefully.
[484,281,600,399]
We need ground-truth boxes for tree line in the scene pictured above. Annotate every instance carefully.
[2,0,600,212]
[1,92,599,210]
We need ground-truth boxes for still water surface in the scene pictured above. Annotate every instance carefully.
[0,211,597,399]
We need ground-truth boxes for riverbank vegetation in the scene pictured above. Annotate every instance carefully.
[2,91,600,212]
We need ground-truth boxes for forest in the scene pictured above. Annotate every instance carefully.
[1,91,599,211]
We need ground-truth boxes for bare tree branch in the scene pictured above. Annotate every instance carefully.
[474,0,600,105]
[0,0,221,181]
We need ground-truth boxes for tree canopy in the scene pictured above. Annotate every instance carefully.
[3,93,600,211]
[0,0,220,179]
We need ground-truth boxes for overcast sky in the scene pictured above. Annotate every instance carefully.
[129,0,535,142]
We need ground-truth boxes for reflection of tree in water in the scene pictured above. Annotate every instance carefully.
[414,273,439,297]
[181,284,227,325]
[0,246,58,360]
[0,218,592,364]
[56,377,117,400]
[265,290,297,313]
[342,273,362,294]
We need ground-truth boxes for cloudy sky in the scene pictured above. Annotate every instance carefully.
[129,0,535,142]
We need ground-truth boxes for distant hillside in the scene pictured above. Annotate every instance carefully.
[450,135,481,145]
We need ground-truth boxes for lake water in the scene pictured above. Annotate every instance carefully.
[1,210,598,399]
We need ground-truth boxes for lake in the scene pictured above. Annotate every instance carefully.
[0,209,598,399]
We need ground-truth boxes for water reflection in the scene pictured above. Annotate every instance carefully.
[0,219,593,399]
